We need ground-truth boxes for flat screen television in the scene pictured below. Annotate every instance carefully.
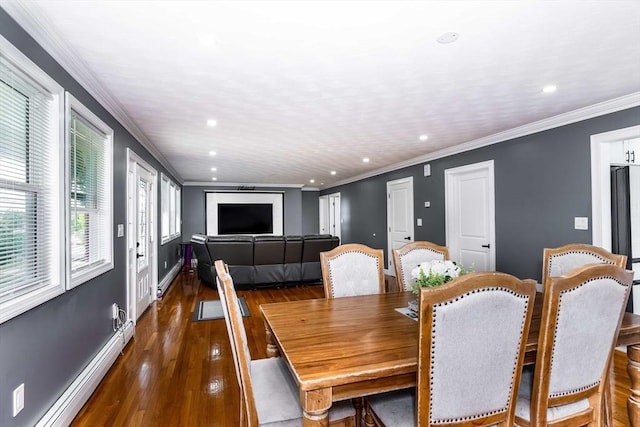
[217,203,273,235]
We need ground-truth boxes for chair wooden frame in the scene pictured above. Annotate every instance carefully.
[321,243,385,299]
[365,272,536,427]
[215,260,356,427]
[392,241,449,292]
[542,243,627,289]
[516,264,633,427]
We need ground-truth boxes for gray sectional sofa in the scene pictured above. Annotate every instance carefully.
[190,234,340,289]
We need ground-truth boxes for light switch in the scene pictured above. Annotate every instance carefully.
[117,224,124,237]
[417,218,423,226]
[574,217,589,230]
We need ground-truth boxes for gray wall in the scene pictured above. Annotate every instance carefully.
[323,107,640,282]
[301,190,320,235]
[182,185,312,239]
[0,10,181,427]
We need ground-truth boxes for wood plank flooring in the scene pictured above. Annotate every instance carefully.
[71,271,633,426]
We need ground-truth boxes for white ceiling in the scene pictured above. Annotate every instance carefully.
[3,0,640,188]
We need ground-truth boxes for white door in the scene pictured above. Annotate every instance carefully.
[387,177,414,271]
[445,161,495,272]
[134,164,154,319]
[329,192,341,240]
[319,195,329,234]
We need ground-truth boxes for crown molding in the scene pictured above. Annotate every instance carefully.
[183,181,305,188]
[326,92,640,190]
[1,0,183,183]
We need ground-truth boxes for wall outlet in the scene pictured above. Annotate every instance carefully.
[13,383,24,417]
[111,303,119,320]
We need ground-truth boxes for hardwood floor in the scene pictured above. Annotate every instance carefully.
[72,271,633,426]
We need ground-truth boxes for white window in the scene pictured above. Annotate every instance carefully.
[66,93,113,288]
[161,174,181,244]
[0,35,65,324]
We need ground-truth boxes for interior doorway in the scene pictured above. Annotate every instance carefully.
[319,192,341,240]
[591,125,640,313]
[126,148,158,324]
[387,177,414,272]
[445,160,496,271]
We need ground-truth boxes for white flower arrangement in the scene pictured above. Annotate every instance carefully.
[410,260,465,294]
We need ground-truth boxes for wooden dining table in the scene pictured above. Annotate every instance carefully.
[260,291,640,427]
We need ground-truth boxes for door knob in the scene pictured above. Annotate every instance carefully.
[404,236,411,240]
[481,244,490,249]
[137,253,143,259]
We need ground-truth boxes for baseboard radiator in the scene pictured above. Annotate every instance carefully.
[158,260,182,297]
[36,321,134,427]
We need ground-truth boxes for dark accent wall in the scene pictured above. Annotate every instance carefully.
[301,191,320,235]
[0,10,181,427]
[182,185,308,239]
[323,107,640,281]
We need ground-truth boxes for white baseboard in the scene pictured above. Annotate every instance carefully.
[158,260,182,297]
[36,321,134,427]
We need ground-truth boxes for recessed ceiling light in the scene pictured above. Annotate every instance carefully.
[209,151,216,156]
[211,167,217,171]
[310,179,315,183]
[363,157,370,163]
[211,177,217,181]
[419,134,429,141]
[320,182,324,185]
[207,119,217,127]
[436,32,459,44]
[330,171,337,175]
[542,85,557,94]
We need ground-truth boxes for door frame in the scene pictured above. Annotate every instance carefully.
[591,125,640,250]
[386,176,414,273]
[445,160,496,271]
[126,148,158,324]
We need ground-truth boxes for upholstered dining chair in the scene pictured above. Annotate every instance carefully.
[364,272,537,427]
[515,263,632,426]
[321,243,385,298]
[392,241,449,292]
[542,243,627,290]
[214,260,356,427]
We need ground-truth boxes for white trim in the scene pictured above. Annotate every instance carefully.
[126,148,158,325]
[158,260,182,297]
[387,176,414,272]
[0,33,66,325]
[65,92,114,290]
[35,321,134,427]
[1,1,183,184]
[183,181,304,188]
[326,93,640,189]
[591,125,640,250]
[445,160,496,271]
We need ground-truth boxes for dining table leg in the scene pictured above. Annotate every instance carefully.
[264,320,280,357]
[301,388,332,427]
[628,344,640,425]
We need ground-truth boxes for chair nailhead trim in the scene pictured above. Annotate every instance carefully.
[428,286,529,423]
[328,250,381,298]
[547,250,612,277]
[549,275,628,398]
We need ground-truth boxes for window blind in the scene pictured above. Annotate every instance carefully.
[69,111,110,276]
[0,58,60,303]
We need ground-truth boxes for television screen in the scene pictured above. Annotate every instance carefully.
[218,203,273,235]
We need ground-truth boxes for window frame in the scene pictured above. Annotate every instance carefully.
[65,92,114,289]
[161,173,181,244]
[0,35,66,324]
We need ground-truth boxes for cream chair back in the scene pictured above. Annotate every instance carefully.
[542,243,626,288]
[321,243,385,298]
[393,241,449,292]
[516,263,632,426]
[417,272,536,426]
